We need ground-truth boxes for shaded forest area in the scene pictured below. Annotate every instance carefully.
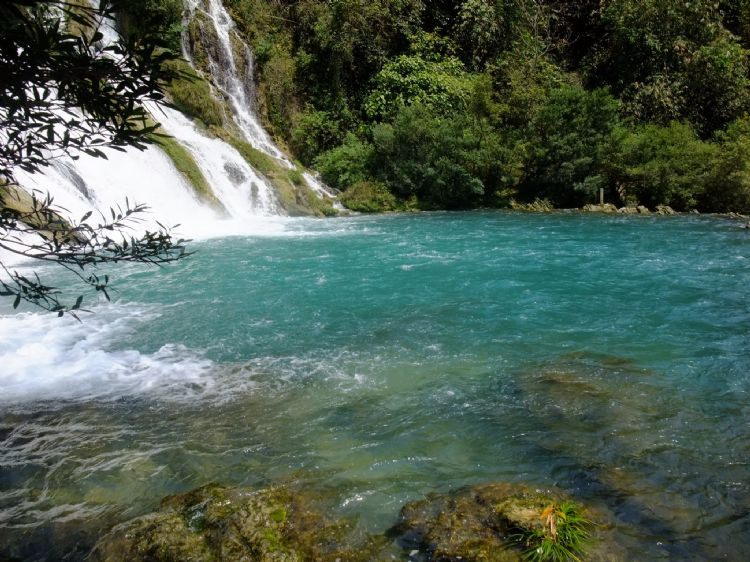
[131,0,750,212]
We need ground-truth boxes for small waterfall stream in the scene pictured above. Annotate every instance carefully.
[184,0,287,162]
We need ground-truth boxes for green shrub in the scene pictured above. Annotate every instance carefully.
[702,117,750,212]
[117,0,183,52]
[363,55,474,122]
[314,134,374,191]
[521,85,621,207]
[612,121,716,210]
[290,108,343,165]
[339,181,397,213]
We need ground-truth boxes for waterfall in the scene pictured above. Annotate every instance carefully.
[10,0,338,245]
[183,0,340,202]
[183,0,287,162]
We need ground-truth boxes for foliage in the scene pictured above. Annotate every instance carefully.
[0,186,187,317]
[339,181,397,213]
[314,134,374,192]
[516,501,592,562]
[611,122,715,210]
[702,117,750,212]
[116,0,183,53]
[588,0,750,134]
[290,108,344,166]
[230,0,750,213]
[363,55,474,122]
[370,105,485,209]
[522,85,621,207]
[0,0,172,182]
[0,0,186,314]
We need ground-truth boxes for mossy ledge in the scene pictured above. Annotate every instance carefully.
[390,482,620,561]
[215,128,337,217]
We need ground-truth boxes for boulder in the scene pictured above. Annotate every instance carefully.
[655,205,676,215]
[583,203,618,213]
[618,206,638,214]
[89,484,387,562]
[391,482,616,561]
[636,205,651,214]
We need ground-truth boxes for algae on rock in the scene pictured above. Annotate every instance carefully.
[90,484,388,562]
[391,482,615,562]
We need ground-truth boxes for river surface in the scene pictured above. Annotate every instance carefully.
[1,211,749,560]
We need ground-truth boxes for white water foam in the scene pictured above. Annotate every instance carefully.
[0,303,219,405]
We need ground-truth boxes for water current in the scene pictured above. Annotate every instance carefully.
[0,211,749,560]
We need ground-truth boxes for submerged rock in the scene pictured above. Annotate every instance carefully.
[391,482,615,562]
[89,484,387,562]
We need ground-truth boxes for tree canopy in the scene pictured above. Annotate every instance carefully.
[227,0,750,214]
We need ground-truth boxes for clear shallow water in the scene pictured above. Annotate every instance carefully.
[1,211,749,560]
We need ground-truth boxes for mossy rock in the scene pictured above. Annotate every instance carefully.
[89,484,386,562]
[391,482,617,562]
[509,198,554,212]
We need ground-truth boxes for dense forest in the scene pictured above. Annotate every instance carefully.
[125,0,750,213]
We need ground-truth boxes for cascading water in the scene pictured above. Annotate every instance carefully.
[183,0,286,162]
[183,0,341,202]
[10,0,340,244]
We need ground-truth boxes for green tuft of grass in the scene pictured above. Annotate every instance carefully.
[517,501,592,562]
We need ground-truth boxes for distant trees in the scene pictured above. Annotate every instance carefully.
[0,0,186,315]
[229,0,750,213]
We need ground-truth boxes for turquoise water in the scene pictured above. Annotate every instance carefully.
[1,211,749,559]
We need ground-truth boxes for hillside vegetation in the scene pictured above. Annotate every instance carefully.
[134,0,750,212]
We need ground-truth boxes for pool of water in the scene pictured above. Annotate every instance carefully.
[1,211,749,559]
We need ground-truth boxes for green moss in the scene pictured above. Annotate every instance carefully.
[219,132,278,176]
[162,58,226,129]
[287,169,304,186]
[149,131,222,210]
[140,116,222,210]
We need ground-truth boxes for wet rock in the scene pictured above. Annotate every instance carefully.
[655,205,676,215]
[583,203,618,213]
[89,484,386,562]
[391,482,615,561]
[510,198,554,212]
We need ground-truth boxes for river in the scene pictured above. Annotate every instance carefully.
[1,211,749,559]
